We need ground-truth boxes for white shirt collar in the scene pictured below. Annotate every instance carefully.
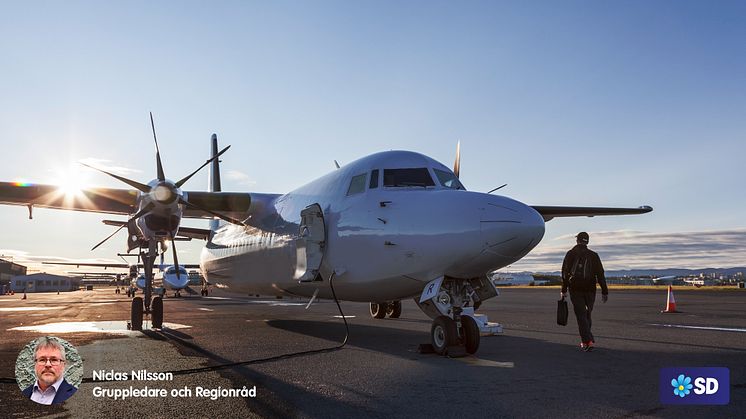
[34,374,65,393]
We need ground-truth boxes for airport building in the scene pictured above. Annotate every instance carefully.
[10,273,81,293]
[1,258,27,294]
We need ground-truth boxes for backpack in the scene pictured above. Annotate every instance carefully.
[569,250,594,288]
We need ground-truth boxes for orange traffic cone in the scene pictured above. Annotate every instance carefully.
[661,285,679,313]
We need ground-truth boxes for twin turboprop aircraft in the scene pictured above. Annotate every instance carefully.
[0,120,652,355]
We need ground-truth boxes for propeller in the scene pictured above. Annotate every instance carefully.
[453,140,461,178]
[151,112,166,182]
[175,145,230,188]
[91,223,126,251]
[90,203,155,251]
[84,113,244,267]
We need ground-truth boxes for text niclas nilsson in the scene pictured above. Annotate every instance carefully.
[91,370,257,401]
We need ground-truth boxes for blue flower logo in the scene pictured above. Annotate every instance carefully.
[672,374,693,398]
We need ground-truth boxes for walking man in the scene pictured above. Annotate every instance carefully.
[561,232,608,351]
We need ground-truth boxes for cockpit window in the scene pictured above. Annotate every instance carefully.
[383,168,435,187]
[346,173,367,195]
[433,168,465,190]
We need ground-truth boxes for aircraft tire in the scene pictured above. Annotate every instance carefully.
[131,297,144,331]
[461,315,480,354]
[370,302,387,319]
[152,296,163,329]
[431,316,457,355]
[386,300,402,318]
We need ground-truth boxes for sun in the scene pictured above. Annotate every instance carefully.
[51,166,90,198]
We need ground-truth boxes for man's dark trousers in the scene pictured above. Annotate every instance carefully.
[570,291,596,343]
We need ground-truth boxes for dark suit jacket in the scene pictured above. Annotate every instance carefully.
[22,378,77,404]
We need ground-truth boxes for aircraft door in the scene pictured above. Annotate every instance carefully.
[294,203,326,282]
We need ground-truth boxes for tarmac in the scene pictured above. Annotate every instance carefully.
[0,286,744,418]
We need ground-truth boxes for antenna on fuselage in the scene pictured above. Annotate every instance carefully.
[334,160,340,169]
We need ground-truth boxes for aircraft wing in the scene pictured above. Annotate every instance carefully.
[102,220,212,240]
[0,182,137,215]
[0,182,252,219]
[531,205,653,222]
[43,261,201,269]
[42,262,130,269]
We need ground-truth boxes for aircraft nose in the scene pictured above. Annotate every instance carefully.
[479,197,545,262]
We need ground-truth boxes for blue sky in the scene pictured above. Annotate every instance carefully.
[0,1,744,274]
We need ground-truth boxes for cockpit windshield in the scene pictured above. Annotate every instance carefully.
[433,168,465,190]
[383,168,435,188]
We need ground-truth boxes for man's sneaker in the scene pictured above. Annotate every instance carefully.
[580,341,593,352]
[587,341,595,351]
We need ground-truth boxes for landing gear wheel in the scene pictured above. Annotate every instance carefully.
[386,300,402,318]
[461,315,481,354]
[152,296,163,329]
[370,302,387,319]
[431,315,457,355]
[131,297,144,331]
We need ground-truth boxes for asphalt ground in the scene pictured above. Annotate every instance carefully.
[0,286,744,418]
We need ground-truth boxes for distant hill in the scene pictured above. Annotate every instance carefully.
[530,267,746,277]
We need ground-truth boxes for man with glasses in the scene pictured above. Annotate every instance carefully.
[22,337,77,404]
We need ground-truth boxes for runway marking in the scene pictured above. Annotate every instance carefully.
[333,315,356,319]
[198,308,214,312]
[650,324,746,333]
[0,306,66,312]
[246,300,306,307]
[455,357,514,368]
[9,321,192,334]
[90,303,116,306]
[203,296,232,300]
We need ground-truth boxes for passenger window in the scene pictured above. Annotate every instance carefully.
[346,173,367,195]
[383,168,435,187]
[369,169,379,189]
[433,169,465,190]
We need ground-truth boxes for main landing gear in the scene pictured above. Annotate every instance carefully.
[128,240,164,331]
[369,301,401,319]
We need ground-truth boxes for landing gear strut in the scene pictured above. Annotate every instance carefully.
[130,240,161,330]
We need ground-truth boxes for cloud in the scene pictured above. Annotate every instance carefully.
[511,229,746,272]
[224,170,256,186]
[78,158,141,176]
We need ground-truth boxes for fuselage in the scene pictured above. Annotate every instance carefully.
[200,151,545,302]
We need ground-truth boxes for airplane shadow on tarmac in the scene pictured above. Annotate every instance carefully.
[144,328,377,418]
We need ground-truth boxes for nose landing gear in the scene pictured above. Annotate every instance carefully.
[416,276,500,356]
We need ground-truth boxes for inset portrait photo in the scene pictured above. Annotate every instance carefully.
[15,336,82,405]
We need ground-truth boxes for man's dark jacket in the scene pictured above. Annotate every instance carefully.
[22,378,77,404]
[561,244,608,294]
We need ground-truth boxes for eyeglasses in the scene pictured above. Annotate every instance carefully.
[35,358,65,366]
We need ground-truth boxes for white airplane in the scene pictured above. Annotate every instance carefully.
[0,121,652,355]
[651,275,677,285]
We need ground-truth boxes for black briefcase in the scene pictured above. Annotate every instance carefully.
[557,298,568,326]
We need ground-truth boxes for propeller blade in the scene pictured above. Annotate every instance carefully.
[131,202,155,221]
[453,140,461,178]
[174,145,231,188]
[91,223,126,251]
[80,162,150,193]
[150,112,166,181]
[170,233,180,279]
[179,198,245,226]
